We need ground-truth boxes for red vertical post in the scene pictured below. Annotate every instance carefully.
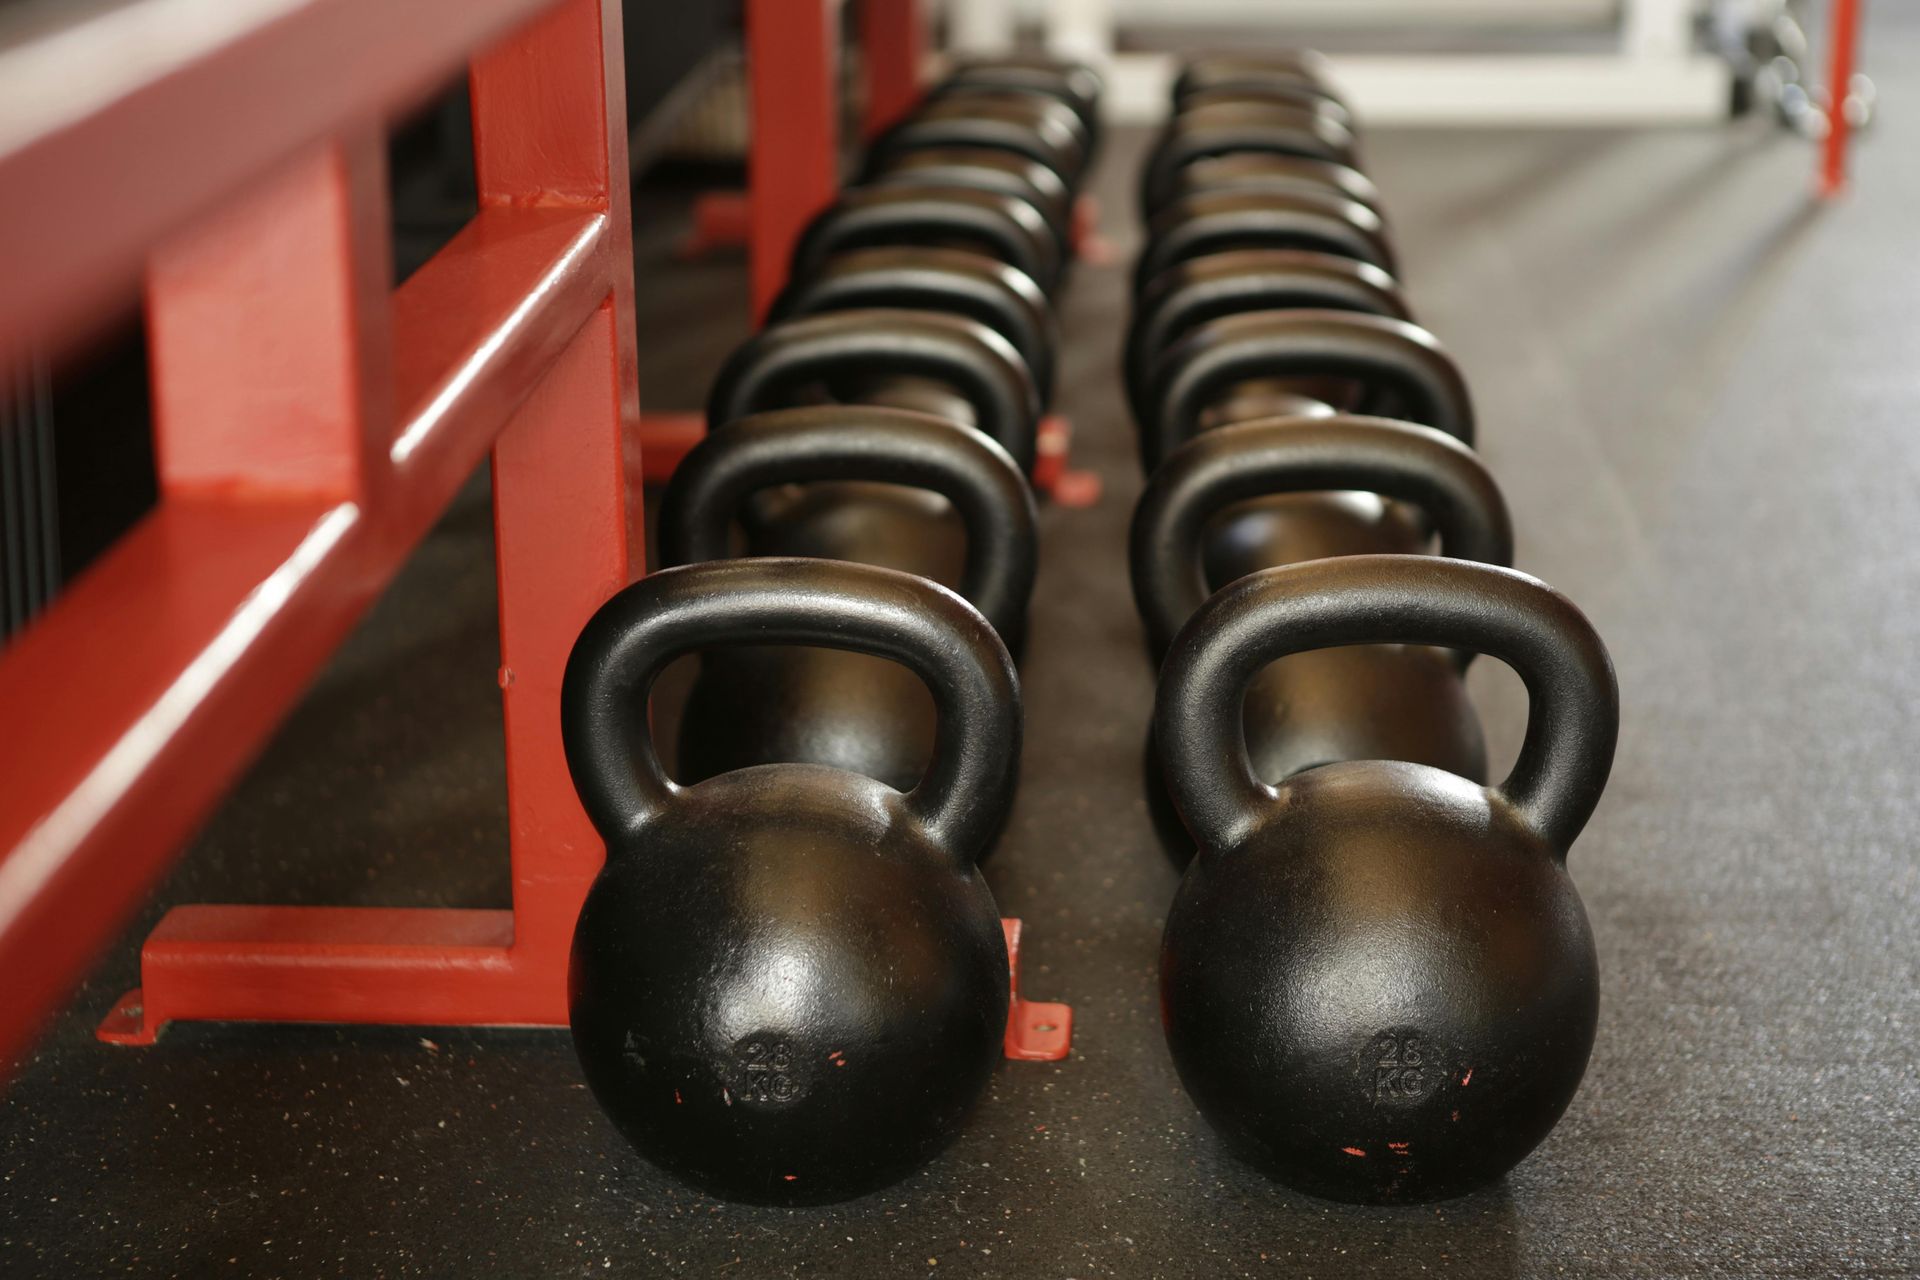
[471,0,645,969]
[1820,0,1862,197]
[746,0,841,323]
[861,0,925,140]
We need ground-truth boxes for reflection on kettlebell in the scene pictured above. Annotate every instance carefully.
[563,557,1021,1205]
[1155,555,1618,1203]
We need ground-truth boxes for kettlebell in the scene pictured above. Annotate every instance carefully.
[1178,84,1354,129]
[789,185,1063,296]
[1121,253,1413,427]
[1156,554,1618,1203]
[921,87,1092,154]
[1131,416,1512,858]
[564,557,1019,1205]
[936,56,1104,149]
[1126,249,1409,425]
[1140,103,1360,220]
[1167,152,1382,217]
[769,247,1058,409]
[1134,190,1396,294]
[871,95,1088,190]
[1173,52,1345,110]
[863,147,1073,252]
[707,309,1041,476]
[1140,309,1473,471]
[660,406,1037,794]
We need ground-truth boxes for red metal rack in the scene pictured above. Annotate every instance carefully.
[0,0,1069,1071]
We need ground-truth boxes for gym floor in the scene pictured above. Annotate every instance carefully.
[5,15,1919,1278]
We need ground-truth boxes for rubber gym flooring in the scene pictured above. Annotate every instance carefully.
[4,15,1919,1277]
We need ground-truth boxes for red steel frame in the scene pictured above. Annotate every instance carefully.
[0,0,1068,1069]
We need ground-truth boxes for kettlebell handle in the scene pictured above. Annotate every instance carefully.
[561,558,1020,864]
[1130,191,1399,295]
[1156,555,1617,857]
[706,309,1040,477]
[657,406,1039,639]
[1130,415,1513,660]
[768,247,1058,410]
[1125,249,1409,425]
[789,185,1062,295]
[1144,310,1474,471]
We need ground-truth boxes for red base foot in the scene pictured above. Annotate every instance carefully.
[1001,918,1071,1061]
[99,912,1071,1063]
[1035,414,1102,508]
[1071,194,1115,267]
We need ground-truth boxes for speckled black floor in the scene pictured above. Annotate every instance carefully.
[7,17,1920,1276]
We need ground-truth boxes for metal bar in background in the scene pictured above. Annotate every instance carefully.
[1821,0,1862,196]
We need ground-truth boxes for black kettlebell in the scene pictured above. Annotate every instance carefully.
[660,406,1037,794]
[1178,84,1353,129]
[1131,416,1512,858]
[769,247,1058,409]
[564,556,1020,1205]
[1166,153,1383,218]
[937,56,1104,149]
[1140,102,1360,220]
[924,81,1101,163]
[863,147,1073,252]
[790,185,1063,296]
[1156,554,1618,1203]
[1134,190,1396,294]
[1126,250,1409,426]
[1140,310,1474,471]
[873,94,1089,189]
[1173,52,1344,109]
[708,309,1041,476]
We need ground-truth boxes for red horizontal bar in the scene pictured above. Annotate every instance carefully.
[0,0,565,359]
[0,496,364,1067]
[389,206,612,510]
[0,204,617,1070]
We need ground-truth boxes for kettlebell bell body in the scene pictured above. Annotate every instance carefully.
[564,557,1021,1205]
[1155,555,1618,1203]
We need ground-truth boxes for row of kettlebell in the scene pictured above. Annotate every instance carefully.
[561,58,1105,1206]
[1129,53,1621,1204]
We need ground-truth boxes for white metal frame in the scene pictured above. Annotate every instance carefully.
[945,0,1730,126]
